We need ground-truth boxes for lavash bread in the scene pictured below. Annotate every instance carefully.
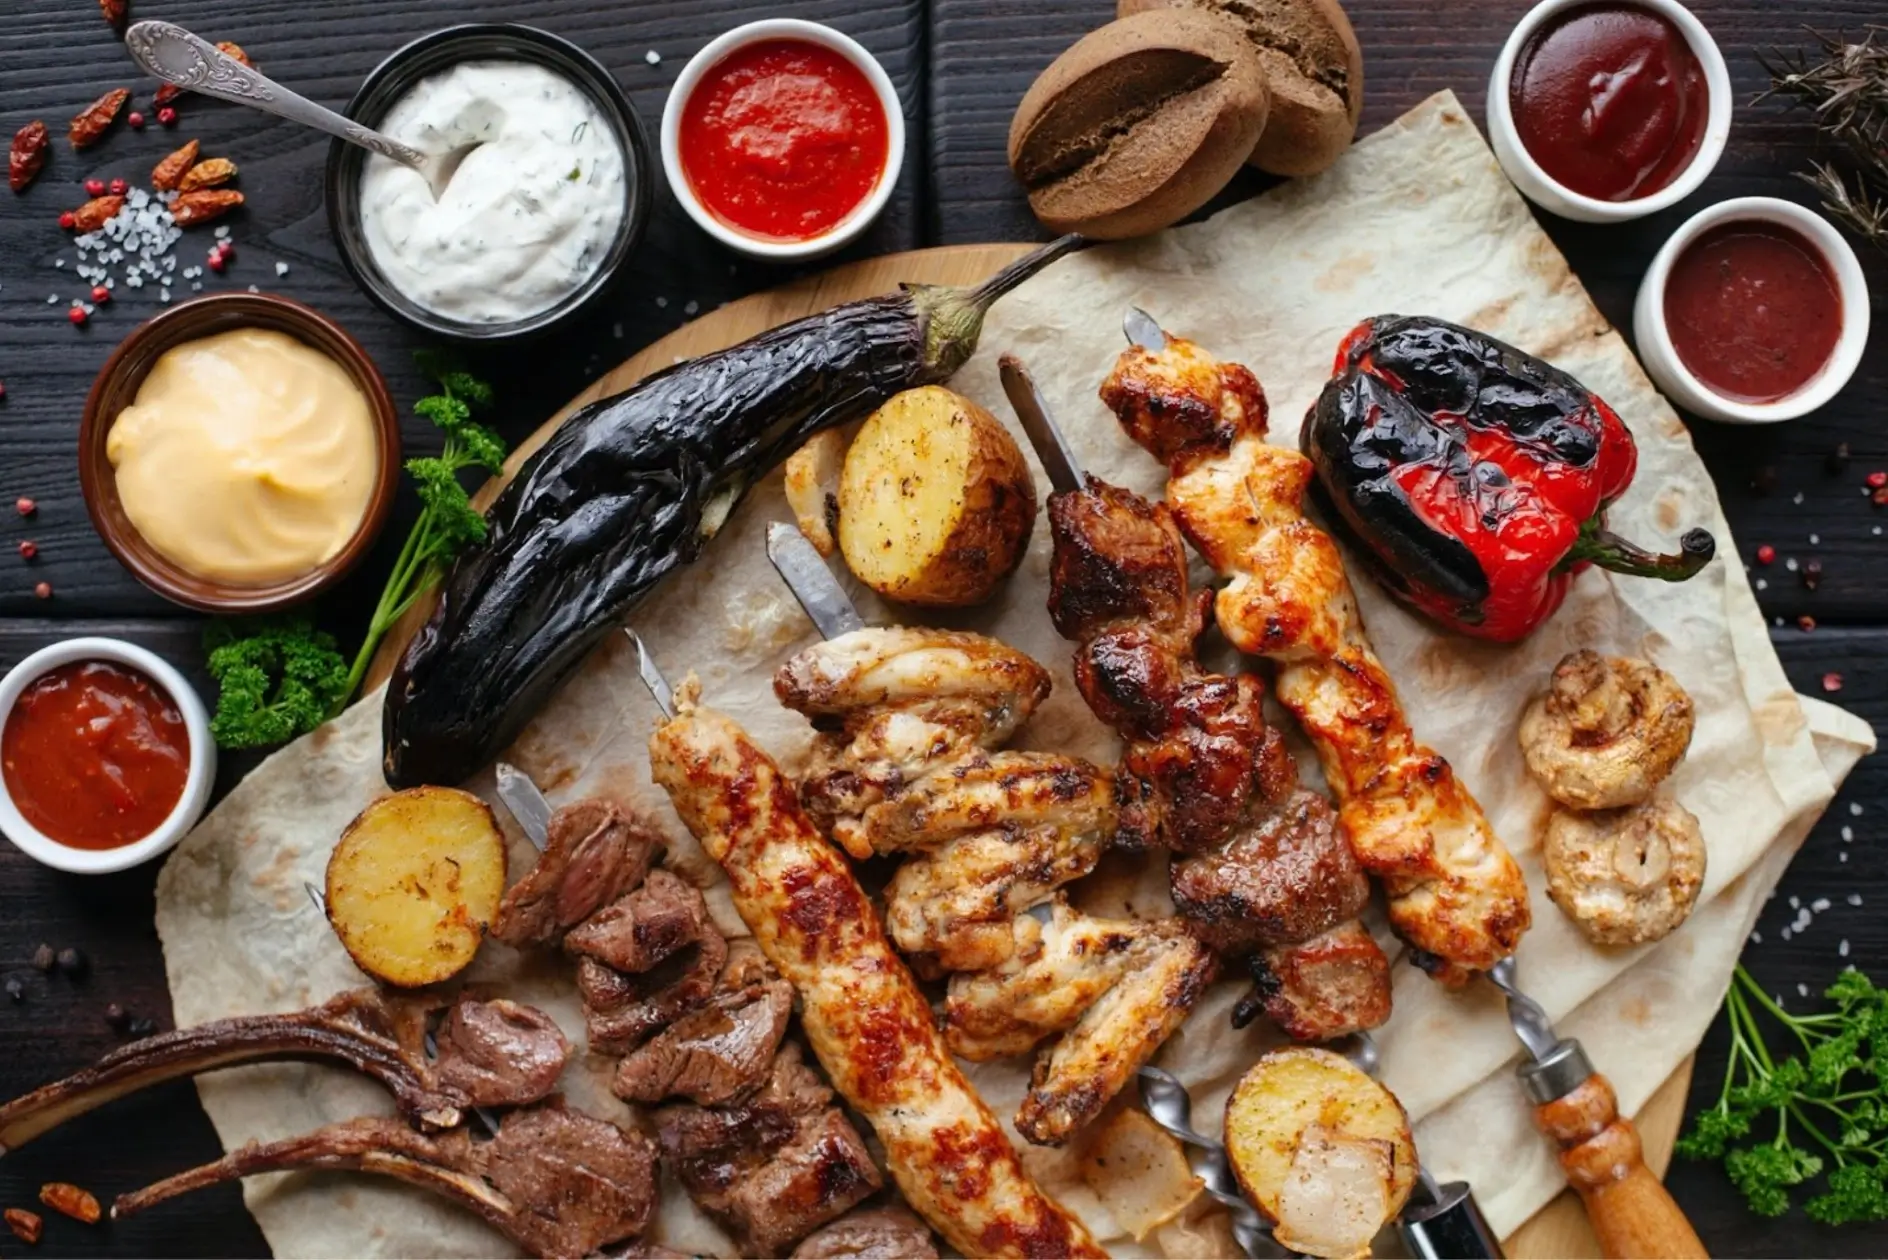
[1120,0,1364,176]
[1008,8,1269,240]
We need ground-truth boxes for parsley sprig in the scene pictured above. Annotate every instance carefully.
[1677,964,1888,1224]
[335,353,506,709]
[204,617,349,751]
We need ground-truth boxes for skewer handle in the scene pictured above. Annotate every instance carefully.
[1533,1072,1708,1260]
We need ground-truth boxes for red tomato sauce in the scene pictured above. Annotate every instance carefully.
[1663,221,1843,405]
[679,38,890,242]
[1510,3,1708,201]
[2,660,189,850]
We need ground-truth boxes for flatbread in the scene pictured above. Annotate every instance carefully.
[154,92,1874,1257]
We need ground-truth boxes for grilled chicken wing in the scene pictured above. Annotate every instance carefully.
[648,686,1102,1259]
[1101,332,1530,980]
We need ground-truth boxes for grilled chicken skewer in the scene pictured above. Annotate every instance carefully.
[113,1102,659,1259]
[636,640,1104,1259]
[0,989,569,1151]
[1004,355,1392,1042]
[1102,313,1530,983]
[767,525,1215,1145]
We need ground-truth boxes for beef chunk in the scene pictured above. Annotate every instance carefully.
[492,799,663,947]
[566,869,711,973]
[1170,790,1368,953]
[430,999,570,1108]
[1235,920,1393,1041]
[726,1107,881,1255]
[792,1207,939,1259]
[614,974,792,1105]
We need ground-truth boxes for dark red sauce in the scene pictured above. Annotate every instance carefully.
[679,38,890,242]
[2,660,188,850]
[1510,3,1708,201]
[1663,221,1843,405]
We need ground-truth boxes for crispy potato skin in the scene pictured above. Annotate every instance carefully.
[785,429,848,558]
[838,387,1038,608]
[325,787,507,988]
[1223,1047,1416,1236]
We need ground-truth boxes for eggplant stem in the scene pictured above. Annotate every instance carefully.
[1568,523,1716,581]
[910,234,1085,379]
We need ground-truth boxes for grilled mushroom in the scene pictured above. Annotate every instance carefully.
[1519,651,1694,810]
[1542,797,1706,946]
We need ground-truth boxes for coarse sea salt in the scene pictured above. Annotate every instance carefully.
[1849,893,1864,906]
[1841,940,1851,957]
[1812,897,1831,912]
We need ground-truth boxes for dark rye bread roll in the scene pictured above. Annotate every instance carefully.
[1120,0,1364,176]
[1008,8,1269,240]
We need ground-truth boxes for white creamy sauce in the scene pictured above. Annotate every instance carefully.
[360,60,626,324]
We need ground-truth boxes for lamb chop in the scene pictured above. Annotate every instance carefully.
[0,989,569,1152]
[113,1100,657,1259]
[1006,354,1392,1042]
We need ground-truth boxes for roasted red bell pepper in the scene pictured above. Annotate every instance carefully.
[1302,315,1715,642]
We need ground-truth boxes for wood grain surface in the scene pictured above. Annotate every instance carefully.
[0,0,1882,1256]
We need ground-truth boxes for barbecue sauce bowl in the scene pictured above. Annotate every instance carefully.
[1633,198,1870,424]
[0,638,214,874]
[1486,0,1731,222]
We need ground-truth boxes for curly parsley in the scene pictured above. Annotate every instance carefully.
[1677,965,1888,1224]
[204,617,349,750]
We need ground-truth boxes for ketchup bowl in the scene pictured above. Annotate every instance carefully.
[1633,197,1870,424]
[1487,0,1731,223]
[661,19,906,262]
[0,638,215,874]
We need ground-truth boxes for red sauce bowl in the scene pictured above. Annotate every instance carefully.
[0,638,215,873]
[661,19,905,261]
[1487,0,1731,222]
[1634,197,1871,424]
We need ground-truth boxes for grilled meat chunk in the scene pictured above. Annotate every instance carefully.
[1100,330,1529,980]
[649,692,1102,1256]
[566,869,711,973]
[0,990,569,1149]
[793,1206,940,1258]
[613,961,793,1105]
[492,798,662,948]
[113,1102,656,1259]
[580,929,730,1056]
[658,1044,883,1254]
[1169,790,1368,955]
[1237,921,1395,1042]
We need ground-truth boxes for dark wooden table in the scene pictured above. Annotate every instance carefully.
[0,0,1881,1254]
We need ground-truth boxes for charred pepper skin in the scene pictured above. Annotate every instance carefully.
[1303,315,1714,642]
[383,238,1083,788]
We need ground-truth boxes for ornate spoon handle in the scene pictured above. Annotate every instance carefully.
[122,20,429,169]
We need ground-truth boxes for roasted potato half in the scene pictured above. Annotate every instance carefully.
[325,787,507,988]
[837,386,1038,607]
[784,429,848,558]
[1224,1047,1416,1259]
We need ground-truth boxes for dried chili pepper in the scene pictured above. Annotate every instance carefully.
[68,88,129,149]
[150,138,197,192]
[170,188,243,226]
[5,1207,42,1244]
[177,156,236,191]
[9,121,48,193]
[38,1183,98,1225]
[68,195,122,233]
[98,0,126,32]
[1303,315,1715,642]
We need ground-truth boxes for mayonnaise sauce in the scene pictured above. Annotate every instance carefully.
[359,60,627,325]
[107,328,378,585]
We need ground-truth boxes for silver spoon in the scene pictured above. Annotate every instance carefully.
[123,20,479,198]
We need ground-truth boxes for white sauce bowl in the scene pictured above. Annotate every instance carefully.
[1486,0,1731,223]
[1633,197,1871,424]
[0,638,215,874]
[661,19,906,262]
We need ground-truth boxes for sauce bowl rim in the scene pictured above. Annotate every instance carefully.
[0,637,216,874]
[1631,195,1871,424]
[79,290,402,613]
[1486,0,1732,223]
[659,18,907,262]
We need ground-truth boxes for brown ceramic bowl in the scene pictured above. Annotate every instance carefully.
[79,292,401,614]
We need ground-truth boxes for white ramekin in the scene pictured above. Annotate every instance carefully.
[660,19,906,262]
[1632,197,1870,424]
[1487,0,1731,223]
[0,638,215,873]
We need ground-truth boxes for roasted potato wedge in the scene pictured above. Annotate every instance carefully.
[837,386,1037,607]
[785,429,848,558]
[1080,1107,1204,1240]
[1224,1047,1416,1259]
[325,787,507,988]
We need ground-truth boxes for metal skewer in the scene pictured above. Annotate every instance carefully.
[628,629,675,720]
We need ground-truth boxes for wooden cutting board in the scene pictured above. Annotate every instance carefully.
[372,243,1694,1258]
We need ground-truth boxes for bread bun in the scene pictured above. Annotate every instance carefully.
[1119,0,1364,176]
[1008,9,1269,240]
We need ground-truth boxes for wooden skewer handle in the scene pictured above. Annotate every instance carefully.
[1534,1071,1709,1260]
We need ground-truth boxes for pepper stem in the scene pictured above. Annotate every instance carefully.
[911,234,1086,380]
[1567,522,1716,581]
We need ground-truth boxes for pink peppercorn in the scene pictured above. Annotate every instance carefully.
[32,582,50,600]
[1755,545,1775,565]
[91,285,109,304]
[67,306,86,326]
[16,541,34,561]
[1824,673,1844,693]
[107,177,127,196]
[15,498,35,517]
[156,107,177,126]
[84,177,104,196]
[127,111,145,129]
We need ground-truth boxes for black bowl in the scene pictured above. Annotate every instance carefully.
[324,24,653,342]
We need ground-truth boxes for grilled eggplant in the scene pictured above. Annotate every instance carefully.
[384,238,1081,787]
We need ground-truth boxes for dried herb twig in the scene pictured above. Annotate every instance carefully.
[1757,27,1888,251]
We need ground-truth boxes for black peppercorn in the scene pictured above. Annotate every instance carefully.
[1827,443,1851,475]
[127,1017,156,1038]
[30,944,54,973]
[1803,559,1823,591]
[103,1002,129,1031]
[55,947,86,978]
